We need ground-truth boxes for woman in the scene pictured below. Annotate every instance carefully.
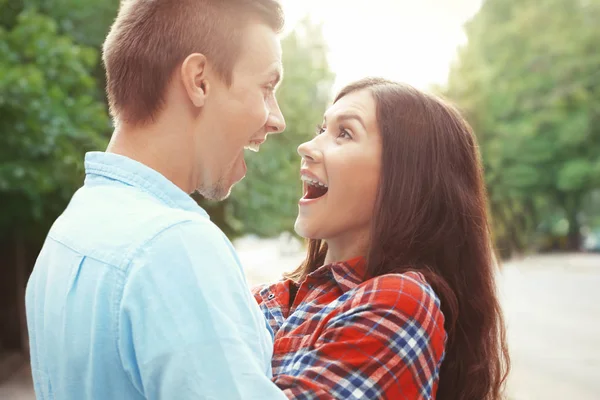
[254,78,510,399]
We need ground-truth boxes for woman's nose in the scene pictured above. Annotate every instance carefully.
[297,139,321,162]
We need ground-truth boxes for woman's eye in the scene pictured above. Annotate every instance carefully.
[315,124,326,135]
[338,127,352,139]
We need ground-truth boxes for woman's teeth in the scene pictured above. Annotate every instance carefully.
[301,176,328,188]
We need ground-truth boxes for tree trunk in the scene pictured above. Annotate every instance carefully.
[14,228,29,356]
[566,207,581,250]
[0,230,21,355]
[564,193,582,251]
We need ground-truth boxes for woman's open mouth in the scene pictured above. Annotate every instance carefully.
[303,181,328,199]
[301,175,328,203]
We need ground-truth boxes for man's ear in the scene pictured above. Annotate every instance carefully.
[180,53,209,107]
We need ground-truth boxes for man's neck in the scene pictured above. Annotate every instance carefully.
[106,121,196,194]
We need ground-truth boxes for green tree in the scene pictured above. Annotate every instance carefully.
[445,0,600,255]
[0,8,110,239]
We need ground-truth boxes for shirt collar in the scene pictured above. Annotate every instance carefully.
[308,256,367,293]
[84,151,208,217]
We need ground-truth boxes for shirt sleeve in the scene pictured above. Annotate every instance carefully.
[117,220,287,400]
[273,274,447,400]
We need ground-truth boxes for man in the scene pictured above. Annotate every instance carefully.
[25,0,288,398]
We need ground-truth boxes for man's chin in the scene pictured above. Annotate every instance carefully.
[206,192,231,202]
[197,184,233,202]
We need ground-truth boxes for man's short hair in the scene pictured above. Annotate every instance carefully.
[102,0,284,125]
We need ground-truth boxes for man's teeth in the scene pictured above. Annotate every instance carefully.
[301,176,328,188]
[244,143,260,152]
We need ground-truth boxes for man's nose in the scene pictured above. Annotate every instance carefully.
[266,99,286,134]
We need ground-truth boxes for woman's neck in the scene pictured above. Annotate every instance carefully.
[324,232,370,265]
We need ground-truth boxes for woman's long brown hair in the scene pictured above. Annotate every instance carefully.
[286,78,510,400]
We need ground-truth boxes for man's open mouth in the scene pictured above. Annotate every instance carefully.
[244,139,265,153]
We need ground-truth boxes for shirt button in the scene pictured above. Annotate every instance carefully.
[267,293,275,300]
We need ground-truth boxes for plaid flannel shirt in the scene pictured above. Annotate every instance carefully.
[253,257,447,400]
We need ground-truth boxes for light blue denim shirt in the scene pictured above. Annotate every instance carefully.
[25,152,286,400]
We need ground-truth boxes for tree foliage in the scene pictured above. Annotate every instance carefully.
[444,0,600,255]
[0,7,110,237]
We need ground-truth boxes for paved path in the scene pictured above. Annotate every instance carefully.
[500,253,600,400]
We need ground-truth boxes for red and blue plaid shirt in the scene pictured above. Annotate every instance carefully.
[253,257,447,399]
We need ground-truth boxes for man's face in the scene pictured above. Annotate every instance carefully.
[196,22,285,200]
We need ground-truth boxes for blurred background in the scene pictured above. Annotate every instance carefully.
[0,0,599,399]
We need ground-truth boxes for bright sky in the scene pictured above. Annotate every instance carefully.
[280,0,483,92]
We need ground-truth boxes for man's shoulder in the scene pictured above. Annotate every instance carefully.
[125,206,242,276]
[138,214,232,258]
[50,183,221,269]
[124,217,247,301]
[114,209,231,273]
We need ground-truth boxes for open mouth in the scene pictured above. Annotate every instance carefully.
[302,179,328,200]
[244,139,265,153]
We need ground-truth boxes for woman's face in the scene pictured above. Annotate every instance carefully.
[294,89,382,246]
